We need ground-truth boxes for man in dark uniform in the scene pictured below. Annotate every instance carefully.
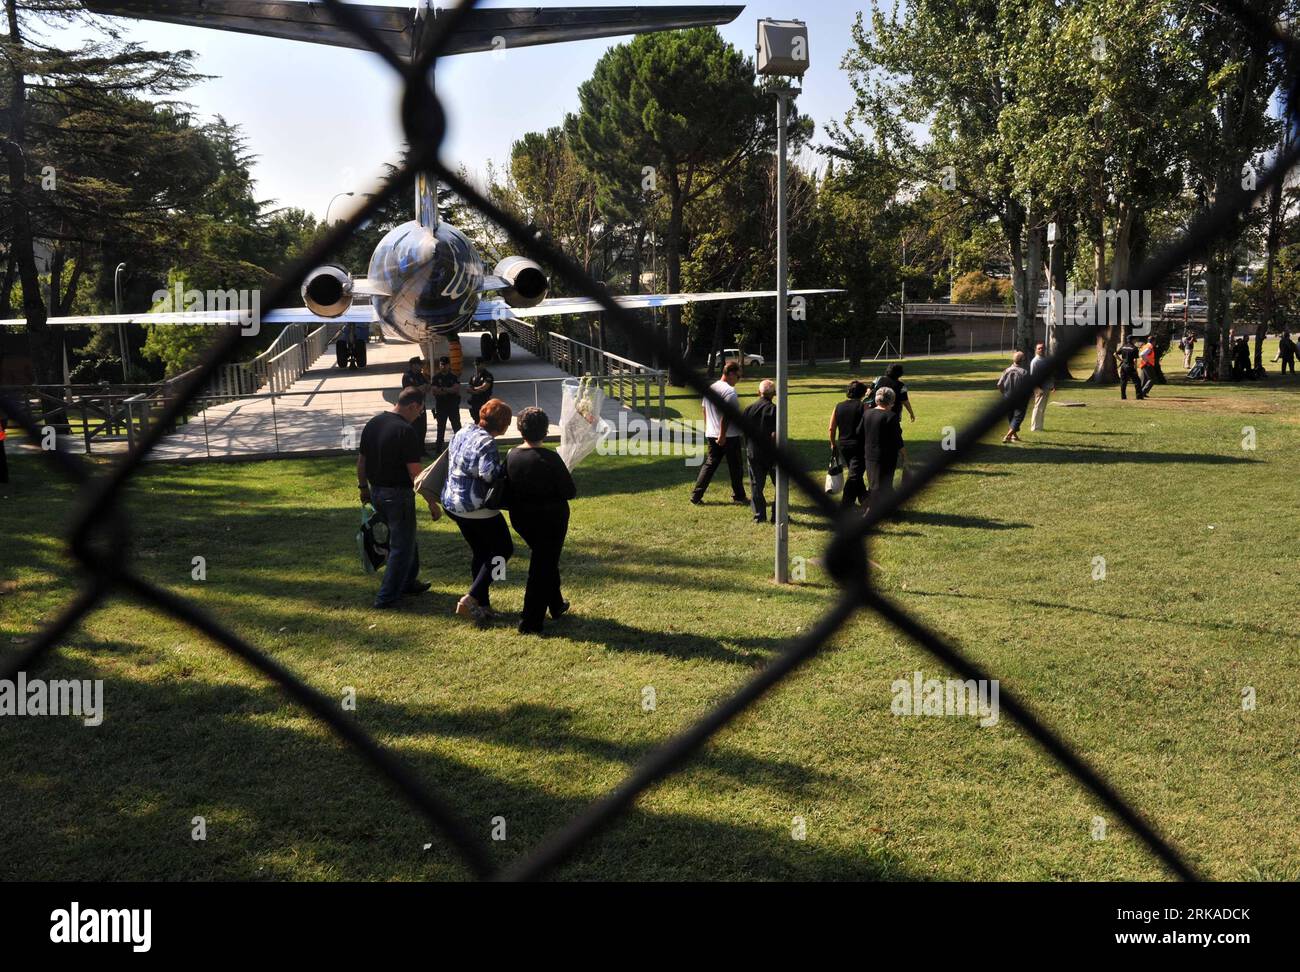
[743,379,778,523]
[430,355,463,453]
[1116,337,1145,399]
[466,356,495,425]
[830,380,868,510]
[400,356,430,453]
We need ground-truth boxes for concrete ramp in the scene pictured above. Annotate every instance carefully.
[147,331,645,461]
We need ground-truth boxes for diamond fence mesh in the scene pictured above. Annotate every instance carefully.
[5,0,1297,881]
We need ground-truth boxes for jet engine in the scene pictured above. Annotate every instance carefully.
[301,265,354,318]
[494,256,549,308]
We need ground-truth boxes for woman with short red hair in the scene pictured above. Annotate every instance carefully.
[441,398,514,625]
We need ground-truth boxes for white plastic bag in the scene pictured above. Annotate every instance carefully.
[558,376,611,470]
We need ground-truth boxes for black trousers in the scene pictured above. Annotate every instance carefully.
[434,398,462,447]
[748,455,777,522]
[1282,356,1296,374]
[468,395,488,425]
[865,458,897,510]
[413,410,428,452]
[0,438,7,484]
[841,454,867,510]
[510,506,570,628]
[447,512,513,609]
[1120,368,1145,399]
[693,437,746,501]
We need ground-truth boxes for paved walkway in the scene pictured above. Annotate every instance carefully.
[138,331,644,461]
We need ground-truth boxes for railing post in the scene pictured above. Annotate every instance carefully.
[270,392,281,454]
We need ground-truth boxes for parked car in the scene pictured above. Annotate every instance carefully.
[715,348,765,367]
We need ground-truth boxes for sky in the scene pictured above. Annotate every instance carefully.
[57,0,875,221]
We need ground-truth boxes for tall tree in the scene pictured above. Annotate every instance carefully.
[1,0,200,387]
[573,27,775,382]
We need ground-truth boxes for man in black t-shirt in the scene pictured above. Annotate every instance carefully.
[743,380,778,523]
[430,356,463,453]
[830,380,869,510]
[358,387,428,609]
[872,363,916,423]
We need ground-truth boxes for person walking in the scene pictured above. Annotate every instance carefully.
[1274,330,1297,375]
[1028,341,1054,432]
[1116,337,1145,400]
[997,351,1029,443]
[860,386,905,510]
[1138,335,1158,397]
[401,355,430,453]
[430,355,463,454]
[466,356,495,425]
[830,380,869,509]
[1182,329,1197,370]
[441,399,514,625]
[690,359,747,506]
[357,387,430,609]
[743,379,778,523]
[872,363,916,424]
[507,407,576,634]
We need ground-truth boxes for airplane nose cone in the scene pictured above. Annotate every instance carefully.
[368,220,484,340]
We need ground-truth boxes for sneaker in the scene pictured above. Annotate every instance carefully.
[402,581,432,596]
[689,495,703,505]
[733,496,750,504]
[518,621,545,635]
[456,595,488,627]
[550,600,570,620]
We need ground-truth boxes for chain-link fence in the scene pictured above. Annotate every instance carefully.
[6,0,1297,881]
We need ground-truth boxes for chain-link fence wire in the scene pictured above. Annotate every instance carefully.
[5,0,1296,881]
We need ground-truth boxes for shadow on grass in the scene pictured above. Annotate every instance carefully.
[904,588,1300,643]
[561,614,786,665]
[0,648,909,881]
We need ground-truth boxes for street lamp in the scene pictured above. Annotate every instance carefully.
[114,262,129,382]
[326,191,355,225]
[757,17,809,585]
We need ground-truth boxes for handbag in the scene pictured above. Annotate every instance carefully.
[825,449,844,494]
[356,503,390,573]
[484,473,512,511]
[413,451,449,521]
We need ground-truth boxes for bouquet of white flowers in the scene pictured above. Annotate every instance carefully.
[558,375,611,469]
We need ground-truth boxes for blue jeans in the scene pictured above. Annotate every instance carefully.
[372,486,419,607]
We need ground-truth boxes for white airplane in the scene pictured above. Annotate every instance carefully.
[5,2,838,370]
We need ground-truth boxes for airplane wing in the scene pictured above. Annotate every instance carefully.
[472,289,843,321]
[0,306,378,327]
[81,2,745,59]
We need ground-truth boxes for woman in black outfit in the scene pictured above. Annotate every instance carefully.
[829,381,868,509]
[507,407,576,634]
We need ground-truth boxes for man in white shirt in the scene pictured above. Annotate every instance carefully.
[1028,341,1055,432]
[690,359,748,505]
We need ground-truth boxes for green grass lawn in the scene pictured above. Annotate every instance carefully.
[2,350,1298,881]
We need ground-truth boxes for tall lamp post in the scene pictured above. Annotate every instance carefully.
[326,190,355,225]
[114,262,129,381]
[757,18,809,584]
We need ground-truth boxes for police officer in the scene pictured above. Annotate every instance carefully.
[1116,337,1145,400]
